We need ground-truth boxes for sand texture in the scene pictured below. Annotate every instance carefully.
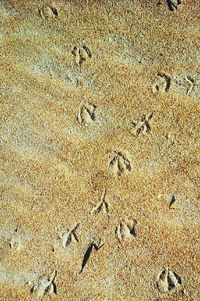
[0,0,200,300]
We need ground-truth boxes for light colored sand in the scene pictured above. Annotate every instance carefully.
[0,0,200,300]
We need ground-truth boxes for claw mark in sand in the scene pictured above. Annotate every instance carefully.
[169,194,176,209]
[9,227,23,251]
[116,218,137,243]
[71,45,92,67]
[53,224,79,251]
[77,103,96,125]
[30,270,57,300]
[91,189,109,215]
[39,2,58,19]
[59,224,79,248]
[152,72,171,94]
[131,112,154,136]
[185,76,194,95]
[79,240,104,273]
[109,152,131,176]
[166,0,182,12]
[156,268,182,293]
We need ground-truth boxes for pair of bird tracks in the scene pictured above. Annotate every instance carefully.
[28,265,183,299]
[29,242,104,299]
[38,1,182,20]
[91,191,138,244]
[76,105,134,179]
[152,72,196,96]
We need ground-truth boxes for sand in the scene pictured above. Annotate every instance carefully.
[0,0,200,300]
